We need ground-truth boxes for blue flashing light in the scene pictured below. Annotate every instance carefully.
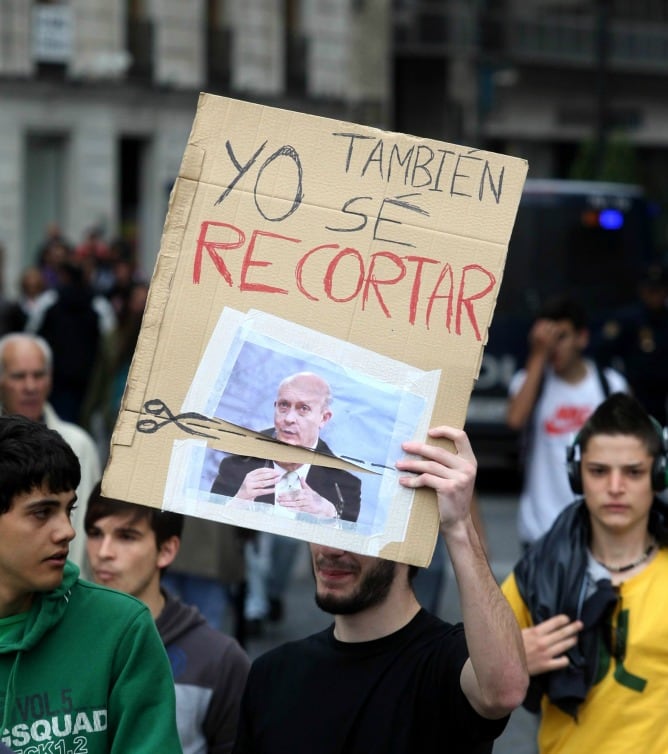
[599,208,624,230]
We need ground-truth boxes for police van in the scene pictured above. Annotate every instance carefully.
[466,178,660,478]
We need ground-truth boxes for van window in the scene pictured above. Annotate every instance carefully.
[498,179,656,318]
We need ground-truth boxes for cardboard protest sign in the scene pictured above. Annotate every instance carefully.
[102,93,527,566]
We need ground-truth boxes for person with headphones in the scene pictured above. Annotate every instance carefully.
[501,391,668,754]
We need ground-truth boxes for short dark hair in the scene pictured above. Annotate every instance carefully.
[537,294,587,331]
[85,481,184,549]
[0,415,80,514]
[578,392,662,458]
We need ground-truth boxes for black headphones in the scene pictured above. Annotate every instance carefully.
[566,416,668,494]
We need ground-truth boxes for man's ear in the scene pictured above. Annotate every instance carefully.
[577,328,590,351]
[320,409,333,428]
[157,536,180,570]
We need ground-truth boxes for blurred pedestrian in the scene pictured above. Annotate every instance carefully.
[596,262,668,425]
[240,533,300,637]
[85,483,250,754]
[0,244,28,335]
[74,226,113,293]
[81,279,148,440]
[0,293,26,336]
[34,222,71,287]
[507,295,628,547]
[37,238,71,290]
[162,515,247,640]
[105,238,142,316]
[0,333,101,571]
[502,393,668,753]
[107,280,148,417]
[34,221,68,259]
[17,266,47,321]
[233,426,528,753]
[264,534,304,624]
[26,259,116,424]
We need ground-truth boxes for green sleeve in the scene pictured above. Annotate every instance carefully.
[108,608,182,753]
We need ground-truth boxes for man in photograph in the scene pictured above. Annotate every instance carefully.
[211,371,361,523]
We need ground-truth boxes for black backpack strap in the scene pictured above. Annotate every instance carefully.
[518,373,545,469]
[594,362,611,398]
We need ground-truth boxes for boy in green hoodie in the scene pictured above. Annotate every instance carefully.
[0,415,182,753]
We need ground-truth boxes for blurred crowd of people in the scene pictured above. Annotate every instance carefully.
[0,224,255,753]
[0,223,253,645]
[1,220,668,753]
[3,223,668,641]
[0,222,149,443]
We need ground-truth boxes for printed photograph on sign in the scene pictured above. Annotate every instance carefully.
[167,309,437,537]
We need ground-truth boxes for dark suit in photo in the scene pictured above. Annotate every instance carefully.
[210,434,362,523]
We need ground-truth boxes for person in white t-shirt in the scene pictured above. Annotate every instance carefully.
[507,296,628,546]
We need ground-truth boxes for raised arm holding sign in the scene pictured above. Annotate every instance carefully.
[232,425,528,754]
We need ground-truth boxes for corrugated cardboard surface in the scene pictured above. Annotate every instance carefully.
[103,93,528,566]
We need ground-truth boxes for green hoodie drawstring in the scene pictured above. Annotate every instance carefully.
[1,650,23,738]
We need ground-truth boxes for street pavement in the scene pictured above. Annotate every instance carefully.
[238,492,539,753]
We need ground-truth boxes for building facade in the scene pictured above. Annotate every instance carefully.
[395,1,668,228]
[0,0,389,292]
[1,0,668,293]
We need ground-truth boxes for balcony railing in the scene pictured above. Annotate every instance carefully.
[511,15,668,71]
[393,3,668,72]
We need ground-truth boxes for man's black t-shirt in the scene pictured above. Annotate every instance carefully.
[233,609,508,754]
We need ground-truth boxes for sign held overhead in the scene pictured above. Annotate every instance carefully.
[103,93,528,566]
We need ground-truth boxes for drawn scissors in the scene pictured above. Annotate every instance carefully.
[136,398,218,439]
